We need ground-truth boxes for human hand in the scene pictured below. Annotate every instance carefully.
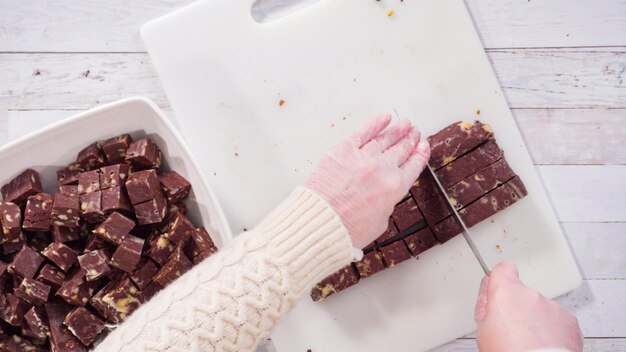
[305,114,430,249]
[475,261,583,352]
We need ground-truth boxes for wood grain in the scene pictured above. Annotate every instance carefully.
[1,0,625,52]
[432,337,626,352]
[1,49,625,110]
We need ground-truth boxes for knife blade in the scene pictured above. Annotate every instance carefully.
[426,164,491,275]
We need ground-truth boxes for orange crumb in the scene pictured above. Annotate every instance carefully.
[476,109,481,115]
[387,9,394,16]
[279,99,285,106]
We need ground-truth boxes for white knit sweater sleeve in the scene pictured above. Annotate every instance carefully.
[93,186,355,352]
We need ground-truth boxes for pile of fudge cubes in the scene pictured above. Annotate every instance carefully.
[0,134,217,351]
[311,120,528,301]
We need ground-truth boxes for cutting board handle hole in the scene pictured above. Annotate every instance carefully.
[251,0,323,23]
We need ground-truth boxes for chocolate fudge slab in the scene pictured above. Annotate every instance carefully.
[52,192,81,228]
[428,121,493,169]
[125,169,161,205]
[380,241,412,268]
[159,171,192,203]
[42,242,78,272]
[93,211,135,245]
[76,142,106,171]
[23,193,54,232]
[1,169,43,205]
[8,245,43,279]
[459,176,528,227]
[0,201,22,242]
[46,303,88,352]
[125,138,162,170]
[447,158,516,210]
[310,276,335,302]
[330,265,359,292]
[102,134,132,165]
[64,306,106,346]
[436,139,503,189]
[404,227,438,256]
[418,192,452,226]
[391,198,424,232]
[354,250,386,279]
[100,164,130,190]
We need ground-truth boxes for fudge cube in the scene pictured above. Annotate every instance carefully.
[42,242,78,272]
[64,306,106,346]
[430,217,461,244]
[133,191,167,225]
[100,164,130,190]
[125,138,162,170]
[2,237,24,254]
[110,235,144,273]
[57,163,82,186]
[93,211,135,245]
[354,250,386,279]
[410,171,439,204]
[15,277,51,305]
[1,169,43,205]
[330,265,359,292]
[130,260,159,290]
[0,201,22,242]
[84,233,110,252]
[125,169,160,205]
[8,245,43,278]
[166,202,187,219]
[89,280,117,319]
[404,227,438,256]
[78,249,111,281]
[3,335,46,352]
[102,134,132,164]
[154,247,192,287]
[23,193,54,232]
[141,281,163,300]
[76,142,106,171]
[0,294,30,326]
[380,241,412,268]
[98,277,144,323]
[310,276,335,302]
[159,171,192,203]
[392,198,424,232]
[80,191,105,224]
[77,170,101,194]
[23,306,50,345]
[56,269,100,306]
[147,235,175,265]
[37,263,67,289]
[101,185,132,214]
[52,192,81,227]
[52,225,80,243]
[192,246,218,264]
[45,303,88,352]
[164,211,195,245]
[184,227,215,259]
[375,217,399,243]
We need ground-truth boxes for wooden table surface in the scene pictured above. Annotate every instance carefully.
[1,0,625,351]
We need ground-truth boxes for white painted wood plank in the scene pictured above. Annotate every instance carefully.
[539,165,626,222]
[563,223,626,280]
[432,337,626,352]
[514,108,626,165]
[1,0,625,52]
[1,50,625,110]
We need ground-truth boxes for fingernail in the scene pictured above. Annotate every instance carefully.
[416,139,430,157]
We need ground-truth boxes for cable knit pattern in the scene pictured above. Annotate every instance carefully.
[93,186,354,352]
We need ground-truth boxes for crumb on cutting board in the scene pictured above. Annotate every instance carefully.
[387,9,394,16]
[279,99,285,106]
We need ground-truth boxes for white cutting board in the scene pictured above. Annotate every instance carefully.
[141,0,582,351]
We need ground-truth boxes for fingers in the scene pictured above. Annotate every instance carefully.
[384,126,421,166]
[349,114,392,148]
[400,139,430,185]
[474,275,490,324]
[362,119,412,155]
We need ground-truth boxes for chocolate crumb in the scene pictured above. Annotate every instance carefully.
[279,99,285,106]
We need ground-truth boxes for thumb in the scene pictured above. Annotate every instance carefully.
[474,275,490,325]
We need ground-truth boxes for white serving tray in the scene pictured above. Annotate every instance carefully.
[141,0,582,350]
[0,97,233,249]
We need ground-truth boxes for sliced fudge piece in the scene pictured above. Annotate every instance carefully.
[0,294,30,326]
[56,269,100,306]
[102,134,132,164]
[404,227,438,256]
[76,142,106,171]
[3,335,46,352]
[89,280,118,321]
[310,276,335,302]
[146,234,175,266]
[64,306,106,346]
[141,281,163,301]
[37,263,67,289]
[431,217,462,243]
[409,171,439,204]
[78,249,111,281]
[15,277,51,305]
[418,192,452,226]
[447,158,516,210]
[436,139,503,188]
[84,233,110,252]
[153,247,192,287]
[100,164,130,190]
[354,250,386,279]
[374,217,399,244]
[42,242,78,272]
[101,185,132,214]
[460,176,528,227]
[0,201,22,242]
[52,192,81,228]
[192,246,218,264]
[23,306,50,345]
[125,169,160,205]
[133,192,167,225]
[80,191,105,224]
[46,302,88,352]
[59,184,80,194]
[428,120,493,169]
[392,197,424,232]
[380,241,412,268]
[98,277,144,323]
[125,138,162,170]
[8,245,43,279]
[1,169,43,205]
[93,211,135,245]
[57,162,82,186]
[52,225,80,243]
[23,193,54,232]
[329,265,359,292]
[163,211,195,245]
[159,171,192,203]
[2,237,24,254]
[130,259,159,290]
[110,235,144,273]
[184,227,215,259]
[77,170,101,194]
